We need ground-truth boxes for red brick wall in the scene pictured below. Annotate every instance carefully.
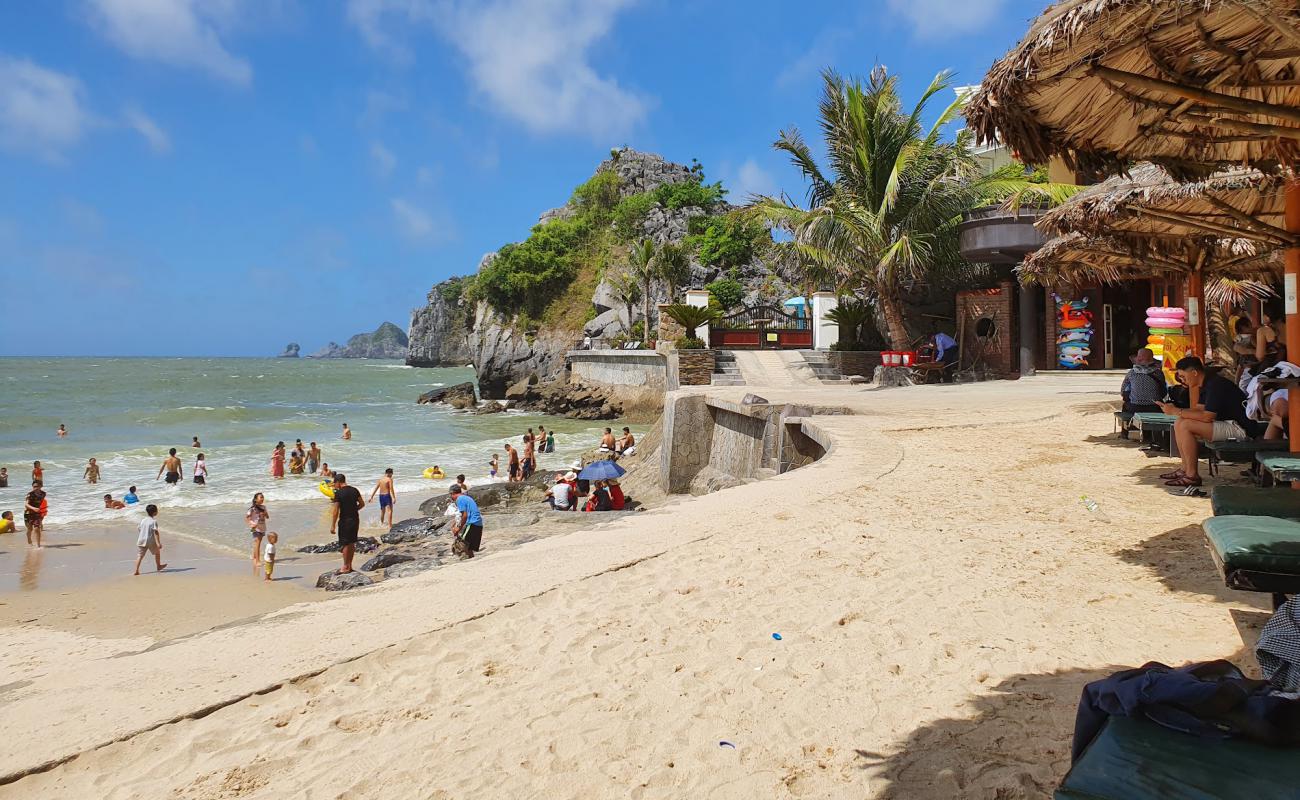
[955,281,1016,377]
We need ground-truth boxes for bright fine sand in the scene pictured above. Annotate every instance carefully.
[0,373,1269,798]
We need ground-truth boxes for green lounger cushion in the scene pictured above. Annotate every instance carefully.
[1134,412,1177,427]
[1202,515,1300,574]
[1056,716,1300,800]
[1258,454,1300,480]
[1206,439,1288,457]
[1211,486,1300,520]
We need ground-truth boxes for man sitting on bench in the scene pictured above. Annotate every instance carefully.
[1119,347,1166,436]
[1159,356,1264,488]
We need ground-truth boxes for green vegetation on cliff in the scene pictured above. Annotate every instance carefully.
[457,157,770,333]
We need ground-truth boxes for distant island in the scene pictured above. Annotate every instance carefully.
[281,322,409,359]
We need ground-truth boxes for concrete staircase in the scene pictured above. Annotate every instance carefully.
[711,350,745,386]
[795,350,850,385]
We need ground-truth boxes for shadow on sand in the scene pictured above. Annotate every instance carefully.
[1112,524,1271,605]
[859,645,1259,798]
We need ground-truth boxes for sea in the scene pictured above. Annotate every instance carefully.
[0,358,615,535]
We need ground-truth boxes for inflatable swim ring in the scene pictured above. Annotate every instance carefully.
[1146,317,1186,328]
[422,467,445,479]
[1058,330,1092,344]
[1147,306,1186,318]
[1149,326,1184,336]
[1060,317,1092,330]
[318,481,335,499]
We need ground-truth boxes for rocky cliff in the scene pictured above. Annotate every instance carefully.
[311,321,409,359]
[405,148,798,396]
[278,342,300,358]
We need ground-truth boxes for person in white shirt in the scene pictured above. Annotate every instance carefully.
[546,475,573,510]
[193,453,209,486]
[263,531,278,581]
[133,504,167,575]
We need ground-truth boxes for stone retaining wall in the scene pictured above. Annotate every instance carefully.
[566,350,667,389]
[828,350,882,378]
[677,350,714,385]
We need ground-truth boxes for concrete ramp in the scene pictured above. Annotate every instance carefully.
[730,350,803,389]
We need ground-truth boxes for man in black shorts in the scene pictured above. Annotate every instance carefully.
[156,448,183,485]
[329,472,366,573]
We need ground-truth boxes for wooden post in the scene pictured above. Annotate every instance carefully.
[1187,268,1205,360]
[1287,180,1300,459]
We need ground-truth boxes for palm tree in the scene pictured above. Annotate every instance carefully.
[606,268,642,334]
[751,67,1075,349]
[628,238,658,340]
[661,303,719,341]
[657,241,691,302]
[825,300,874,347]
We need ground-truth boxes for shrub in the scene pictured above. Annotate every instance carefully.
[675,335,706,350]
[662,303,719,331]
[687,213,768,269]
[438,276,468,304]
[654,177,725,210]
[570,171,622,221]
[705,277,745,310]
[611,192,657,240]
[477,217,590,316]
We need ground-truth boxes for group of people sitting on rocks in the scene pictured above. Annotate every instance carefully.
[544,471,625,512]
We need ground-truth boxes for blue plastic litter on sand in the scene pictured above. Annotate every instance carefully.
[771,633,782,641]
[719,741,736,749]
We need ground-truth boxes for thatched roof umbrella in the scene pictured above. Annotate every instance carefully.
[968,0,1300,450]
[1021,231,1278,365]
[1034,163,1293,352]
[965,0,1300,179]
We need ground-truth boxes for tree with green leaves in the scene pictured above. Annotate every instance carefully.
[628,238,658,341]
[662,303,720,347]
[751,67,1076,349]
[606,268,642,334]
[657,241,691,302]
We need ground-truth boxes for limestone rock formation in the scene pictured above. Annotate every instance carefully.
[359,550,415,572]
[278,342,300,358]
[385,558,445,579]
[310,322,408,359]
[417,382,477,407]
[380,516,448,544]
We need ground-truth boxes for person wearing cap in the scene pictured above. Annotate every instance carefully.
[449,484,483,558]
[546,473,573,510]
[1120,347,1167,437]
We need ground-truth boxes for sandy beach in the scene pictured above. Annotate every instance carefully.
[0,373,1268,798]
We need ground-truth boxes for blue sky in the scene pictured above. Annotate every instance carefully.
[0,0,1047,357]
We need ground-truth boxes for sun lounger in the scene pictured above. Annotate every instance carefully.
[1133,412,1177,455]
[1056,715,1300,800]
[1257,453,1300,487]
[1113,410,1134,435]
[1210,486,1300,521]
[1205,439,1289,476]
[1201,515,1300,607]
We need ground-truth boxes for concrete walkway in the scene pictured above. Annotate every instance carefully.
[729,350,802,389]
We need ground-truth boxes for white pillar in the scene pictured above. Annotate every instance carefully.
[685,289,710,347]
[812,292,838,350]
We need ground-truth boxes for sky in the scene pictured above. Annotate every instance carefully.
[0,0,1050,357]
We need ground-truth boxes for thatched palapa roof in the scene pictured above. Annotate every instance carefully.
[1019,230,1281,291]
[966,0,1300,179]
[1037,162,1294,245]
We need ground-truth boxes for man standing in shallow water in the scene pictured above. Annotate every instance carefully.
[329,473,365,573]
[307,442,321,474]
[156,448,183,485]
[369,468,397,529]
[341,423,352,440]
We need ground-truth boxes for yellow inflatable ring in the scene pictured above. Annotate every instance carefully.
[318,481,335,499]
[423,467,445,479]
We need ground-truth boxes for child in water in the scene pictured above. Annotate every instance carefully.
[84,458,101,484]
[0,511,14,534]
[489,454,499,479]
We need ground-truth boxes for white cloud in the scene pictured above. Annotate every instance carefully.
[390,198,443,242]
[416,164,437,185]
[61,198,106,236]
[776,29,848,89]
[0,56,92,162]
[886,0,1007,39]
[84,0,253,85]
[370,141,397,177]
[360,88,408,127]
[731,159,778,201]
[347,0,649,139]
[123,107,172,154]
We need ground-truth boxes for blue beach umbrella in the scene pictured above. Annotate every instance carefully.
[578,460,626,480]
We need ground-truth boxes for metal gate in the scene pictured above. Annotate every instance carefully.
[710,304,812,349]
